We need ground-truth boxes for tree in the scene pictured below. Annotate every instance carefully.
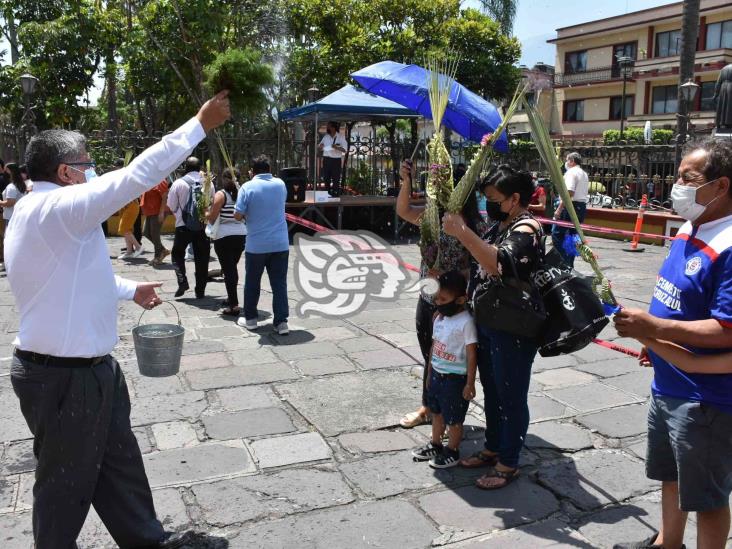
[675,0,700,167]
[479,0,518,36]
[285,0,520,103]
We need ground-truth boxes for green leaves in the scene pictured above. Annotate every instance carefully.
[203,48,274,114]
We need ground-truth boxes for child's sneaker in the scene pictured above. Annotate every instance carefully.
[430,447,460,469]
[411,442,443,461]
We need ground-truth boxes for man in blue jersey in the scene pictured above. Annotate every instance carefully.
[614,140,732,549]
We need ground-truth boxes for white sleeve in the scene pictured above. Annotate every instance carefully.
[337,134,348,148]
[53,117,205,235]
[463,317,478,346]
[564,169,577,193]
[115,275,137,301]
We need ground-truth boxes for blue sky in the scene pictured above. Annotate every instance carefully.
[464,0,677,67]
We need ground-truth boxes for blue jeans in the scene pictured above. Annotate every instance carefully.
[244,251,289,325]
[477,325,538,468]
[551,201,587,268]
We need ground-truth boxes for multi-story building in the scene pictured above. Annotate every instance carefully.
[508,63,555,139]
[548,0,732,137]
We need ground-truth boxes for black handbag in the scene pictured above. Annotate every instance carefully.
[532,241,609,357]
[473,252,547,339]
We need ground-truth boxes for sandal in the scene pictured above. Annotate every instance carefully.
[476,468,520,490]
[459,450,499,469]
[221,307,241,316]
[399,411,430,429]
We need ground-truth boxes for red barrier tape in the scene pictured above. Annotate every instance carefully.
[286,211,644,359]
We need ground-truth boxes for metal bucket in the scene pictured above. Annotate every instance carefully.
[132,302,184,377]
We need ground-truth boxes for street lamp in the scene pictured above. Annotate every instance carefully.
[19,73,39,160]
[674,79,700,168]
[617,56,635,139]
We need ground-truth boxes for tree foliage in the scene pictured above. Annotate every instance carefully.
[0,0,521,134]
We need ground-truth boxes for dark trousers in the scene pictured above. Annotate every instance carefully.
[214,235,245,307]
[142,215,164,257]
[551,201,587,268]
[171,226,210,294]
[322,157,342,195]
[477,325,538,468]
[133,210,142,243]
[11,355,164,548]
[244,250,289,325]
[415,296,437,407]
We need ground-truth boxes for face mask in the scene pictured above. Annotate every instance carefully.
[670,179,719,222]
[68,165,98,183]
[485,199,510,222]
[436,300,462,317]
[564,162,571,171]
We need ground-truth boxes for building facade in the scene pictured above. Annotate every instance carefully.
[548,0,732,137]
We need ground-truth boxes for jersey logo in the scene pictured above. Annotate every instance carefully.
[684,256,702,276]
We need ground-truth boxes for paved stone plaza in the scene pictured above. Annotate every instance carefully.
[0,235,729,548]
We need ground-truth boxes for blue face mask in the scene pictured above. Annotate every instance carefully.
[68,164,97,183]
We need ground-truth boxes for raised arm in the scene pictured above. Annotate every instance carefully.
[396,160,424,226]
[53,92,230,235]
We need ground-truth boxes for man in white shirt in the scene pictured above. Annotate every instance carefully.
[5,92,230,549]
[552,151,590,268]
[166,156,214,298]
[318,121,347,196]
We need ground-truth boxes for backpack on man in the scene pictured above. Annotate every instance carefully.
[181,174,204,231]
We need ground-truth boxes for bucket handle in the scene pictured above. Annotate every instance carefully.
[137,301,182,327]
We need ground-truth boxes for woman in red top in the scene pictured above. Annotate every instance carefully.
[140,180,169,266]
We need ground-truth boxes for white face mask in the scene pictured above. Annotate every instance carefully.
[564,162,571,171]
[670,179,720,222]
[68,165,98,184]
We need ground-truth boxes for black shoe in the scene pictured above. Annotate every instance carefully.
[613,533,685,549]
[411,441,443,461]
[174,282,189,298]
[430,447,460,469]
[195,290,205,299]
[154,530,194,548]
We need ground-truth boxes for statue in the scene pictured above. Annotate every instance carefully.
[714,63,732,130]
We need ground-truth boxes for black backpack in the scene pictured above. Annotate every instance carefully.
[531,235,609,356]
[180,174,204,231]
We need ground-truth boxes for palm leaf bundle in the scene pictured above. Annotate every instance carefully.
[523,98,617,306]
[447,81,529,213]
[420,55,459,269]
[198,159,214,223]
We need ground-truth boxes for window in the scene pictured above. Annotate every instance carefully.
[564,100,584,122]
[655,30,681,57]
[652,85,678,114]
[610,95,634,120]
[706,20,732,49]
[564,51,587,74]
[700,81,716,111]
[611,43,637,77]
[517,92,535,111]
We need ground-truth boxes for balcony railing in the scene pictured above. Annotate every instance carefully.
[555,65,632,86]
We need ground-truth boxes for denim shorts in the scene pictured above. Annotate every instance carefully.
[426,370,470,426]
[647,393,732,512]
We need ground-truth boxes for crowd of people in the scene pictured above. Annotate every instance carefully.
[2,88,732,548]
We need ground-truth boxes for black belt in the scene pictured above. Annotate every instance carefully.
[432,370,467,380]
[14,349,106,368]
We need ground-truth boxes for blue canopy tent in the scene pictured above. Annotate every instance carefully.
[278,84,420,185]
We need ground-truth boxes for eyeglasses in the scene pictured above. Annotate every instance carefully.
[65,161,96,168]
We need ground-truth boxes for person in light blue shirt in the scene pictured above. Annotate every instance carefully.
[234,155,290,334]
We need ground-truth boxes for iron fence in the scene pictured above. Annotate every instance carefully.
[0,124,678,210]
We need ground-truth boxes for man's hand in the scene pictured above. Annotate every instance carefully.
[614,308,661,339]
[638,346,652,368]
[463,383,476,401]
[134,282,163,310]
[400,160,415,183]
[196,90,231,133]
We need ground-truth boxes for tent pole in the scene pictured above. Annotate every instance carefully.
[314,112,319,187]
[276,114,281,174]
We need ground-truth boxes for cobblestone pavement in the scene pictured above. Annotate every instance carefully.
[0,235,730,548]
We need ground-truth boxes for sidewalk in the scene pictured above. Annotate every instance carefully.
[0,236,724,548]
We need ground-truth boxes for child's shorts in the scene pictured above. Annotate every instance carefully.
[426,370,469,425]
